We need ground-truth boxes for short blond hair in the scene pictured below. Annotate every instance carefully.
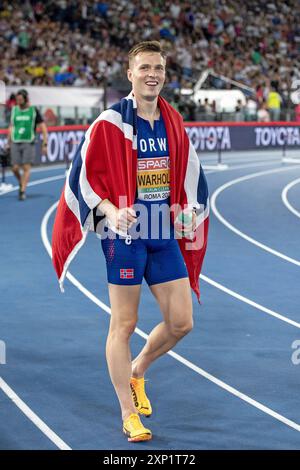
[128,41,167,67]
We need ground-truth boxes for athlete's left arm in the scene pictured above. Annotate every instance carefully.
[35,108,48,149]
[39,122,48,145]
[183,132,201,205]
[185,132,202,223]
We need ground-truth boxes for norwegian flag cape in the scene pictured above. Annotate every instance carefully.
[52,92,209,301]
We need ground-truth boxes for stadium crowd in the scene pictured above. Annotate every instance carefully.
[1,0,300,121]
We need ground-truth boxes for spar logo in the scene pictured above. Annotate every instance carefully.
[255,127,300,147]
[186,126,231,151]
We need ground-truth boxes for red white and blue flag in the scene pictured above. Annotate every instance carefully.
[52,92,209,301]
[120,269,135,279]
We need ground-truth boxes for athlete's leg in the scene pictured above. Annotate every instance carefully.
[20,163,31,192]
[132,277,193,378]
[10,143,22,187]
[106,283,142,420]
[11,164,21,185]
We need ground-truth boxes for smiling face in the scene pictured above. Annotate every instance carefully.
[127,52,166,102]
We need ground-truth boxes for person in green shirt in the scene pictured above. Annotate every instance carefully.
[7,89,48,200]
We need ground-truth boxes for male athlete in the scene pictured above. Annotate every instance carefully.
[52,41,208,443]
[7,89,48,200]
[98,41,200,442]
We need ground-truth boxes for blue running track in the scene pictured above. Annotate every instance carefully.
[0,150,300,449]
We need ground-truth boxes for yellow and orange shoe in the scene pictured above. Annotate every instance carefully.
[123,413,152,442]
[130,376,152,417]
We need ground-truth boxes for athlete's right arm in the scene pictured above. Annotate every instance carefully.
[97,199,137,231]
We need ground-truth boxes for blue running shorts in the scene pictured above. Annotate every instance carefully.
[101,233,188,286]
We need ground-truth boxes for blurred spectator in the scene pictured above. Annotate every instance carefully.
[295,103,300,122]
[267,81,282,121]
[167,74,181,91]
[245,96,257,121]
[43,108,58,126]
[5,93,16,122]
[7,88,48,200]
[0,0,299,126]
[197,99,205,113]
[203,98,212,113]
[255,84,264,104]
[202,98,215,120]
[74,71,89,87]
[235,99,245,121]
[0,0,298,98]
[186,98,196,121]
[170,92,180,112]
[6,93,16,110]
[257,101,270,122]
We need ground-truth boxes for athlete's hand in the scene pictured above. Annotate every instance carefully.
[115,207,137,232]
[42,142,48,155]
[175,210,196,239]
[98,200,137,232]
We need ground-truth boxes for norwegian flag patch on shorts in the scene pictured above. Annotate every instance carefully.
[120,268,134,279]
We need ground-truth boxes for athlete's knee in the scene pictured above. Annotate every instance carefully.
[12,164,19,173]
[168,315,193,339]
[22,164,31,173]
[109,316,137,340]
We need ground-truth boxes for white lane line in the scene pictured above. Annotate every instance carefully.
[0,378,71,450]
[44,202,300,329]
[0,174,71,450]
[1,163,297,445]
[281,177,300,220]
[0,160,278,193]
[4,164,66,177]
[0,377,72,450]
[204,160,282,176]
[41,201,300,434]
[201,150,283,160]
[202,157,280,165]
[0,175,65,196]
[211,166,300,266]
[200,275,300,328]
